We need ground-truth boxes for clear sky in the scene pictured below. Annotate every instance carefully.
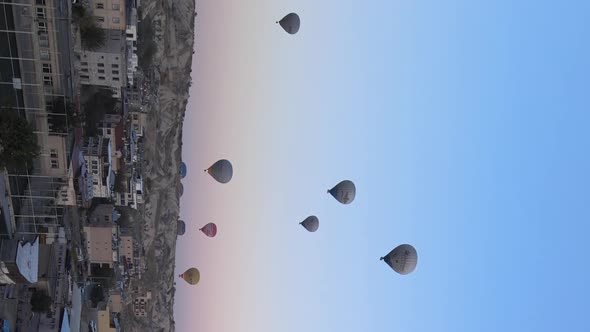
[174,1,590,331]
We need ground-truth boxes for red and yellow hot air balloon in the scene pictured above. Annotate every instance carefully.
[199,223,218,238]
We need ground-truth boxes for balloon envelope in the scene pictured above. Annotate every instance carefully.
[278,13,300,34]
[177,220,186,236]
[180,162,187,179]
[205,159,233,184]
[180,267,200,285]
[328,180,356,204]
[381,244,418,275]
[300,216,319,232]
[200,222,218,237]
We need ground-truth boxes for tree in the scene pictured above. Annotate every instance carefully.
[81,23,106,51]
[48,98,79,134]
[114,172,128,193]
[30,290,52,313]
[73,4,106,51]
[0,111,40,169]
[137,15,157,71]
[82,87,118,136]
[90,285,105,307]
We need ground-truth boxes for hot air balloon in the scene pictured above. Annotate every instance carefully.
[179,267,200,285]
[277,13,300,34]
[300,216,319,232]
[205,159,233,184]
[380,244,418,275]
[199,222,218,238]
[180,162,188,179]
[177,220,186,236]
[328,180,356,204]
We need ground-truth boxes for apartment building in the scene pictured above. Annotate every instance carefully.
[87,0,127,30]
[80,30,126,97]
[0,0,76,237]
[84,226,117,268]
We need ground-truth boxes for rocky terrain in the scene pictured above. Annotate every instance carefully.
[119,0,195,330]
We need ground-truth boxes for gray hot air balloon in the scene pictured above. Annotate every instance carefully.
[300,216,319,232]
[277,13,300,34]
[205,159,233,184]
[328,180,356,204]
[380,244,418,275]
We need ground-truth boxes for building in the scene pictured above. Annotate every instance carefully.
[108,291,123,313]
[0,238,39,285]
[98,115,124,172]
[132,291,151,317]
[83,226,116,268]
[0,0,76,238]
[119,235,133,274]
[97,306,116,332]
[89,204,115,225]
[81,136,113,200]
[125,4,138,86]
[80,31,127,97]
[87,0,127,31]
[130,110,146,137]
[36,242,67,332]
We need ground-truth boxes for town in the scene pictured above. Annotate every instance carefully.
[0,0,183,330]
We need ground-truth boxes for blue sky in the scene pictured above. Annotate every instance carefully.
[177,1,590,330]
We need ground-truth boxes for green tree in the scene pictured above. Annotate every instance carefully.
[82,87,118,136]
[73,4,106,51]
[81,23,106,51]
[30,290,52,313]
[48,98,79,134]
[0,111,40,169]
[90,285,105,307]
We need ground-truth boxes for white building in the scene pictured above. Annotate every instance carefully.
[81,136,113,199]
[80,31,127,98]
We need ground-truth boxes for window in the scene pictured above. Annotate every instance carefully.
[37,21,47,32]
[113,77,119,81]
[97,63,104,67]
[95,16,105,22]
[36,7,46,19]
[43,75,53,86]
[81,68,89,73]
[80,75,89,80]
[51,160,59,169]
[112,70,119,75]
[112,17,120,23]
[38,33,49,47]
[112,3,120,10]
[106,129,112,135]
[50,149,58,158]
[112,64,119,68]
[96,3,104,9]
[40,50,50,60]
[36,0,46,5]
[81,61,88,66]
[99,76,105,80]
[98,69,105,74]
[42,63,52,74]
